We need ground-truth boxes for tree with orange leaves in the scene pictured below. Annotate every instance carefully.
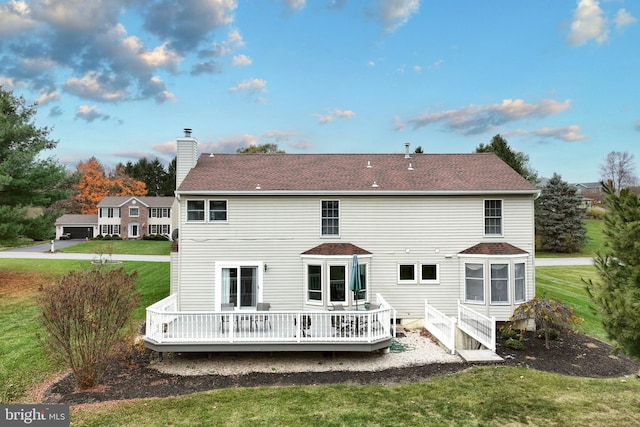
[74,157,147,214]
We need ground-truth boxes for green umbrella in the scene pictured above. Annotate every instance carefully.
[349,254,362,310]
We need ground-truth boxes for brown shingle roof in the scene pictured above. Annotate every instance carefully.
[97,196,174,207]
[178,153,537,194]
[55,214,98,226]
[458,242,529,256]
[302,243,371,256]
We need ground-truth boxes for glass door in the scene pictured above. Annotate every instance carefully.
[221,267,257,309]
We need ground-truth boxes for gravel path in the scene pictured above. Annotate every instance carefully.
[151,330,463,376]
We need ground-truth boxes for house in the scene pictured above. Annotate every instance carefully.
[55,196,176,239]
[96,196,176,239]
[143,131,539,354]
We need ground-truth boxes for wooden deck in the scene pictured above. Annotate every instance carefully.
[144,294,396,353]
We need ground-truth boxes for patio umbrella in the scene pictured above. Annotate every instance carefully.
[349,254,362,310]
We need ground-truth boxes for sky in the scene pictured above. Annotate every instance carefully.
[1,0,638,184]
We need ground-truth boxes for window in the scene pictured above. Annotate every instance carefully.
[321,200,339,236]
[149,224,170,235]
[398,263,417,284]
[307,265,322,302]
[490,264,509,304]
[329,265,346,303]
[129,207,139,217]
[99,207,120,218]
[484,199,502,235]
[100,224,120,235]
[355,264,368,301]
[514,263,526,302]
[150,208,170,218]
[420,264,439,284]
[187,200,205,221]
[209,200,227,221]
[465,263,484,303]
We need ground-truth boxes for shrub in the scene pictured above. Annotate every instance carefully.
[142,234,170,241]
[536,328,559,341]
[500,326,522,341]
[585,206,606,220]
[509,297,583,349]
[37,267,139,389]
[505,338,524,351]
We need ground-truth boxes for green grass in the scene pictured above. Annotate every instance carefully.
[0,259,169,403]
[536,219,604,258]
[60,239,172,255]
[69,367,640,427]
[536,265,605,341]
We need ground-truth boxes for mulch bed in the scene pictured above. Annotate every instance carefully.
[42,331,639,405]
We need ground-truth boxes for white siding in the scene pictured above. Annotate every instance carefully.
[176,194,536,321]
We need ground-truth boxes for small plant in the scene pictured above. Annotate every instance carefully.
[500,326,522,341]
[536,328,559,341]
[505,338,524,351]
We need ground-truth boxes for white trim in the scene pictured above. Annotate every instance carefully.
[419,263,440,285]
[397,262,418,285]
[214,261,265,311]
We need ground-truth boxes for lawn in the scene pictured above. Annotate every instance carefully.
[60,239,172,256]
[536,219,604,257]
[0,259,169,404]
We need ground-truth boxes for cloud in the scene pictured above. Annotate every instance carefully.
[48,105,63,118]
[635,119,640,132]
[566,0,608,46]
[283,0,305,11]
[199,134,259,153]
[375,0,420,33]
[534,125,587,142]
[75,105,109,122]
[314,109,356,124]
[152,141,178,155]
[229,78,267,93]
[143,0,237,53]
[0,0,36,36]
[263,130,298,142]
[397,98,572,135]
[63,72,126,102]
[36,89,59,105]
[615,9,637,30]
[232,54,252,66]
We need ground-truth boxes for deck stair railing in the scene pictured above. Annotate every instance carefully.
[423,300,456,354]
[457,300,496,352]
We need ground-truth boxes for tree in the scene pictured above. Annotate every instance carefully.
[236,143,284,154]
[535,173,587,253]
[585,182,640,361]
[508,297,582,349]
[0,87,72,239]
[120,157,175,196]
[38,267,139,388]
[599,151,638,192]
[475,134,538,184]
[73,157,147,214]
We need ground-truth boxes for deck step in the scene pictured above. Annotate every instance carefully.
[457,349,504,363]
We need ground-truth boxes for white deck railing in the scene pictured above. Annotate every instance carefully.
[145,293,395,345]
[424,300,456,354]
[457,300,496,352]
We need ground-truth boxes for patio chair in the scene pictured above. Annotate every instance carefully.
[330,304,348,336]
[294,314,312,337]
[253,302,272,331]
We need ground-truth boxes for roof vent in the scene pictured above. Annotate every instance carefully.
[184,128,192,137]
[372,181,379,188]
[256,184,261,190]
[404,142,411,159]
[408,163,413,171]
[209,153,214,157]
[367,161,372,168]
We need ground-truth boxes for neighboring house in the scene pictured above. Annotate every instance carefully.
[96,196,176,239]
[573,182,604,206]
[55,196,176,239]
[143,132,539,354]
[55,214,98,239]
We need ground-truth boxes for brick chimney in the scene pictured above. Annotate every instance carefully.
[176,128,197,189]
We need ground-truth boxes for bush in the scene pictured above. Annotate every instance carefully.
[37,267,139,389]
[585,206,606,219]
[505,338,524,351]
[500,326,522,341]
[142,234,170,241]
[536,328,559,341]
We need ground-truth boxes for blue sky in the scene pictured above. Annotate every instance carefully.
[1,0,638,183]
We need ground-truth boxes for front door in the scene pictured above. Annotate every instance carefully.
[221,267,258,309]
[129,223,139,238]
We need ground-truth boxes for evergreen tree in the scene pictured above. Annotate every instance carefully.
[120,157,175,196]
[0,87,71,239]
[585,182,640,361]
[535,173,587,253]
[476,134,538,184]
